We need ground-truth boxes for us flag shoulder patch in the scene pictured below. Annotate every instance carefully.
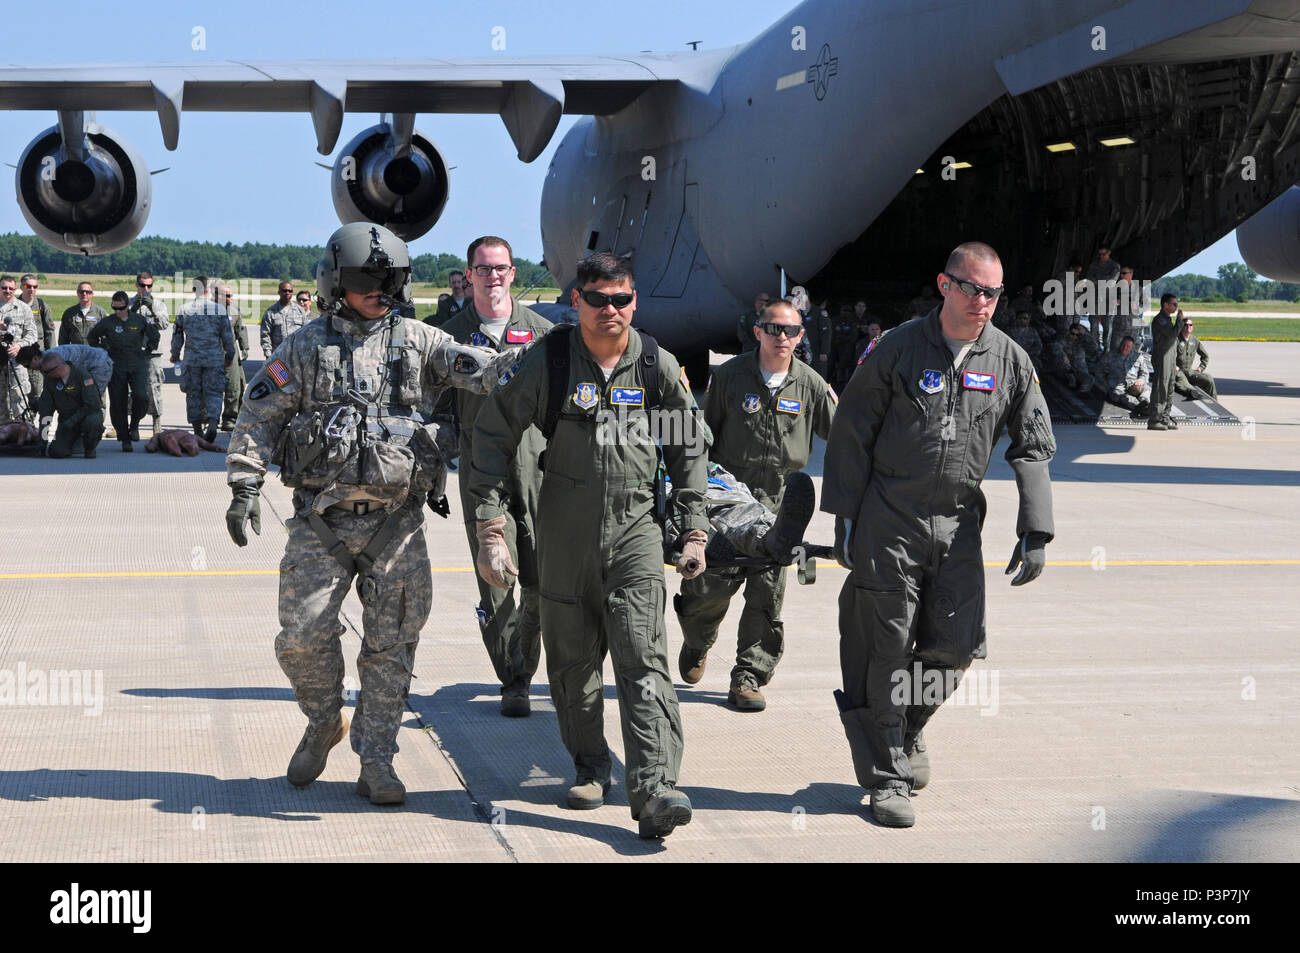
[266,359,292,387]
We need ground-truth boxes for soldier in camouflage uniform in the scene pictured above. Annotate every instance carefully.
[221,286,251,430]
[172,276,235,442]
[18,275,53,406]
[260,282,309,357]
[130,272,171,434]
[59,283,107,346]
[1008,311,1045,372]
[1099,335,1151,415]
[225,223,528,805]
[1,276,38,422]
[18,344,113,397]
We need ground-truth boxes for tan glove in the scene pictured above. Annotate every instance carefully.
[675,529,708,580]
[475,516,518,589]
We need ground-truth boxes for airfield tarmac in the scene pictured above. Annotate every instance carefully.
[0,340,1295,863]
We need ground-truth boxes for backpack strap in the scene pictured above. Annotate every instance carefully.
[542,324,574,441]
[636,329,661,411]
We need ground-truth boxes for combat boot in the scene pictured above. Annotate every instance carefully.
[357,763,406,805]
[204,424,218,443]
[129,420,140,442]
[193,421,204,437]
[678,645,707,685]
[1147,419,1168,431]
[870,779,915,827]
[500,677,530,718]
[286,713,348,787]
[121,439,133,453]
[764,471,816,564]
[727,678,766,712]
[636,789,693,839]
[905,732,930,791]
[1164,416,1178,430]
[566,778,609,810]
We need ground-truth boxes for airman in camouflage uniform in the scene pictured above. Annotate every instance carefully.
[19,343,114,397]
[0,276,38,421]
[17,275,53,405]
[260,282,310,357]
[1099,335,1150,415]
[225,223,527,805]
[172,277,235,441]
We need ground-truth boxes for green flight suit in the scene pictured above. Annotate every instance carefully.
[222,311,250,427]
[441,299,551,691]
[87,310,159,441]
[1150,311,1179,423]
[38,362,104,457]
[469,327,708,818]
[1175,331,1216,399]
[676,352,836,689]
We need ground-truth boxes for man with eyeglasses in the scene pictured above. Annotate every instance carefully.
[469,251,708,839]
[172,275,236,443]
[130,272,171,435]
[1175,316,1216,400]
[436,237,551,717]
[16,275,53,408]
[675,299,834,712]
[738,292,772,353]
[1,275,39,422]
[87,291,159,452]
[59,282,107,346]
[822,241,1055,828]
[260,281,309,358]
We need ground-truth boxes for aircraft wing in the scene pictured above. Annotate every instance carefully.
[995,0,1300,96]
[0,52,728,161]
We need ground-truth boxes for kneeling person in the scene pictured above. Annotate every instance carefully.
[37,353,104,458]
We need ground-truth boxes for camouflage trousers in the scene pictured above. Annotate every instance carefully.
[276,497,431,764]
[146,357,166,418]
[180,364,226,425]
[3,362,31,422]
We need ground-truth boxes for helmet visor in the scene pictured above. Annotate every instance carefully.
[338,266,405,297]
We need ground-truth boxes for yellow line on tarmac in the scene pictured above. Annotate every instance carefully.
[3,560,1298,581]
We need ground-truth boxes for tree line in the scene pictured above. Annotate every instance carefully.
[1152,262,1300,302]
[0,233,557,288]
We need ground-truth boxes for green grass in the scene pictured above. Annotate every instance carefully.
[1191,317,1300,341]
[1180,299,1300,312]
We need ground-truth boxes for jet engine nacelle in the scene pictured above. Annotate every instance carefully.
[15,122,151,256]
[331,122,448,242]
[1238,186,1300,282]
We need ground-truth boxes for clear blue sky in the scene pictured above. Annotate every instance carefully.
[0,0,1247,277]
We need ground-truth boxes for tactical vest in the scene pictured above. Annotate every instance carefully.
[273,316,446,499]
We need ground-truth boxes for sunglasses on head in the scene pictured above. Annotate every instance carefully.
[760,322,802,338]
[578,289,634,309]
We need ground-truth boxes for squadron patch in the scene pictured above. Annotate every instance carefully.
[471,331,490,347]
[610,386,644,406]
[572,382,599,410]
[962,370,996,391]
[505,328,534,344]
[247,381,271,401]
[919,369,944,394]
[742,394,761,414]
[498,360,522,388]
[453,353,482,374]
[266,359,292,388]
[776,396,803,414]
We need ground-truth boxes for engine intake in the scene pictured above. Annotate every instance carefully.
[14,123,151,255]
[331,122,448,242]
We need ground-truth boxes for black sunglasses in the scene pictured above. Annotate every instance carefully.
[578,289,634,309]
[760,322,802,338]
[943,272,1004,300]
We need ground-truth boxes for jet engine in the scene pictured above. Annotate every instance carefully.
[331,120,448,242]
[15,121,151,256]
[1238,186,1300,282]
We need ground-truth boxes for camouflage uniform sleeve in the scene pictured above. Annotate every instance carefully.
[820,338,893,518]
[225,335,305,485]
[1003,360,1056,542]
[468,343,546,521]
[657,349,709,534]
[259,309,274,357]
[420,322,533,396]
[170,313,185,361]
[12,304,37,347]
